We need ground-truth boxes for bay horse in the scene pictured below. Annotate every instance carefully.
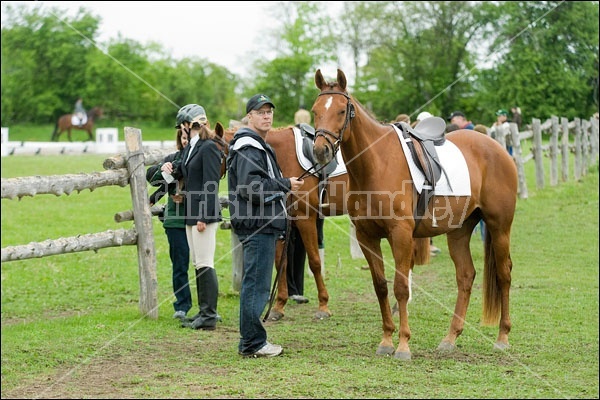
[51,106,103,142]
[223,125,431,322]
[311,69,518,360]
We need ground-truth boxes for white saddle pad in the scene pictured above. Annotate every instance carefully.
[71,114,88,126]
[391,124,471,196]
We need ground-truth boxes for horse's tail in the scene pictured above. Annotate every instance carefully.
[481,229,502,325]
[413,237,430,265]
[51,120,59,141]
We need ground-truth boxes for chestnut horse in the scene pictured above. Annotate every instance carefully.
[51,106,103,142]
[223,125,431,322]
[223,125,346,320]
[311,69,518,360]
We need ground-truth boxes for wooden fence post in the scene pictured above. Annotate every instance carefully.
[124,127,158,319]
[550,116,559,186]
[510,122,528,199]
[574,118,582,180]
[560,117,570,182]
[591,117,599,165]
[532,119,544,189]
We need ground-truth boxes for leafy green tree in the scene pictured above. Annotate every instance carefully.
[1,4,100,124]
[349,1,490,122]
[475,1,599,124]
[247,1,337,125]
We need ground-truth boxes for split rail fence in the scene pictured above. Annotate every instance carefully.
[2,116,599,315]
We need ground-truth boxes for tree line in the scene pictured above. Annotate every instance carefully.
[1,1,598,129]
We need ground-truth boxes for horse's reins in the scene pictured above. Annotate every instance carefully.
[262,141,334,320]
[262,205,293,322]
[263,94,355,321]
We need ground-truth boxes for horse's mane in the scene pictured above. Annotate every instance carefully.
[350,95,383,124]
[322,79,383,124]
[269,126,294,133]
[225,125,293,135]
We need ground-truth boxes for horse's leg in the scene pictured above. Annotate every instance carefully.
[356,226,395,357]
[388,225,417,360]
[51,123,58,141]
[86,126,94,141]
[267,239,287,321]
[439,219,478,352]
[67,128,73,142]
[297,217,331,320]
[483,216,514,351]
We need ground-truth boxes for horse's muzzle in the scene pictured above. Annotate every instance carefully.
[313,143,333,166]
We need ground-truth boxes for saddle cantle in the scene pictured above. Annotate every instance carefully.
[394,117,451,227]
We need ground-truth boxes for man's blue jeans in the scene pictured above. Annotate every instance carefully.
[236,232,278,355]
[165,227,192,313]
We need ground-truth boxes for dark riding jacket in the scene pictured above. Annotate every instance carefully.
[180,138,223,226]
[146,151,186,229]
[227,128,290,236]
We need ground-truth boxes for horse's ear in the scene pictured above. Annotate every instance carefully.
[337,69,347,91]
[215,122,224,138]
[315,69,325,90]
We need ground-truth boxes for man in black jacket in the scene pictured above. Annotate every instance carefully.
[227,94,304,357]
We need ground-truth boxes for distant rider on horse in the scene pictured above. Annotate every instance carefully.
[74,97,87,127]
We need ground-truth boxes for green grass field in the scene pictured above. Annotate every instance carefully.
[1,148,598,398]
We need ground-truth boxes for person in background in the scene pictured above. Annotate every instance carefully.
[473,124,488,135]
[227,93,304,357]
[294,105,311,125]
[447,111,474,130]
[74,97,86,127]
[489,109,512,155]
[510,106,522,130]
[288,104,319,304]
[172,104,223,331]
[146,124,191,323]
[446,123,460,133]
[393,113,411,124]
[286,226,309,304]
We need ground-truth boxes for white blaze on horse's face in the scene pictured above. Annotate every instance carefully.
[324,96,333,110]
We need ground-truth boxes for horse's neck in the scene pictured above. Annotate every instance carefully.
[343,115,408,187]
[266,128,298,175]
[343,116,385,171]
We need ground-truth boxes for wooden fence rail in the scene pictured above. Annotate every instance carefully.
[1,127,163,319]
[1,116,598,319]
[490,115,599,198]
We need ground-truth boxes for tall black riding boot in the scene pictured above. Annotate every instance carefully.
[187,267,219,330]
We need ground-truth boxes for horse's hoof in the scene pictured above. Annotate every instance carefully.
[375,345,395,356]
[393,351,412,360]
[267,310,284,321]
[313,311,331,320]
[437,341,456,352]
[493,342,510,351]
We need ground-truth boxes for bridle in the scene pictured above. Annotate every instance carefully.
[314,90,355,160]
[212,135,229,179]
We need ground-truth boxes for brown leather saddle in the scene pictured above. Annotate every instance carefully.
[394,118,451,227]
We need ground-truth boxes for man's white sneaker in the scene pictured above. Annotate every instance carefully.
[247,342,283,358]
[290,295,309,304]
[173,310,187,321]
